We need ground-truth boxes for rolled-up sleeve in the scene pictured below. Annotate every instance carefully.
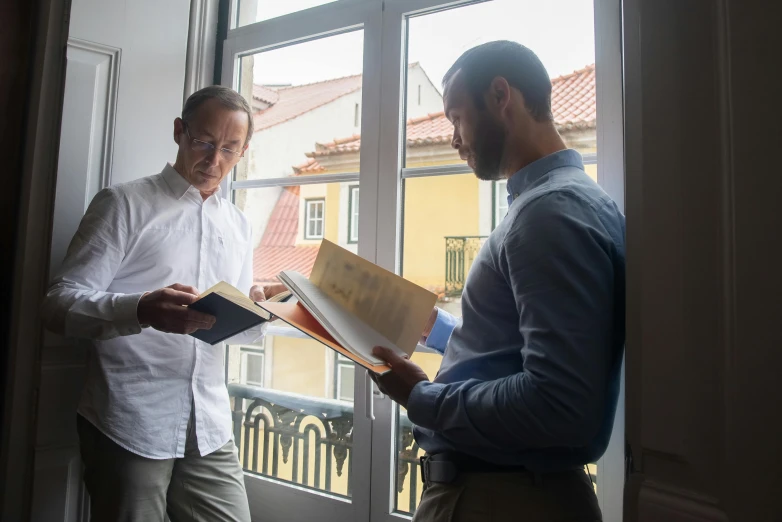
[407,193,617,450]
[423,308,459,354]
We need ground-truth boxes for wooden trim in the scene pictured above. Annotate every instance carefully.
[0,0,71,518]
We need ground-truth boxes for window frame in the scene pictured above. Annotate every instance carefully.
[217,0,625,520]
[492,180,509,229]
[240,346,266,387]
[304,198,325,240]
[348,185,359,244]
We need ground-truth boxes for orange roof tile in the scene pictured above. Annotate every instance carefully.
[550,64,596,130]
[252,84,280,105]
[252,186,320,282]
[292,158,325,174]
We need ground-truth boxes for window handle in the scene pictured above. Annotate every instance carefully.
[365,370,375,421]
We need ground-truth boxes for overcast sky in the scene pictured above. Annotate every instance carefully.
[250,0,595,89]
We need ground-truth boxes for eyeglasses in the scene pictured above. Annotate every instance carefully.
[183,123,244,160]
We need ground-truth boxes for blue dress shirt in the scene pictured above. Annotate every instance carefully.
[406,149,626,472]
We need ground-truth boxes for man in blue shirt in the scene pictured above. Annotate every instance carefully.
[373,41,625,521]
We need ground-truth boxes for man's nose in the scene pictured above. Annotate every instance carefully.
[204,148,220,166]
[451,129,461,150]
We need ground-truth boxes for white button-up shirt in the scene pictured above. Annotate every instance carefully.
[42,164,263,459]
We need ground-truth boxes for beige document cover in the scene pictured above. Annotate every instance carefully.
[259,240,437,373]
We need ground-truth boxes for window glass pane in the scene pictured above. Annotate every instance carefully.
[337,364,355,402]
[403,0,597,179]
[234,30,363,182]
[349,187,359,243]
[395,0,598,515]
[234,0,338,28]
[229,183,358,499]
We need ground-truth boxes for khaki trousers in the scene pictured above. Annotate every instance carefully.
[412,469,601,522]
[77,415,251,522]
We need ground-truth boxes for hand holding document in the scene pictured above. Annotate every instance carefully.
[259,240,437,374]
[187,281,292,345]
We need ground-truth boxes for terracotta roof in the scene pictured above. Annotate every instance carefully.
[252,186,319,282]
[303,64,596,158]
[292,158,325,174]
[252,73,363,131]
[550,64,596,130]
[252,85,280,106]
[252,63,424,132]
[306,112,452,159]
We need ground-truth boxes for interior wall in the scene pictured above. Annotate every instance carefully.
[623,0,782,520]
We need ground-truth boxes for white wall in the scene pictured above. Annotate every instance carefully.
[405,64,443,118]
[69,0,191,186]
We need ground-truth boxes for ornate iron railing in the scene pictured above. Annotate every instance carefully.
[444,236,488,296]
[228,384,422,514]
[228,384,597,515]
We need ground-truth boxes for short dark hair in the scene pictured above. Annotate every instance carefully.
[182,85,254,144]
[443,41,553,122]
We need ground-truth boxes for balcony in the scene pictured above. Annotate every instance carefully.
[229,383,598,515]
[444,236,488,297]
[228,383,424,515]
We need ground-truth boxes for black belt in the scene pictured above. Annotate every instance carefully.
[419,452,532,487]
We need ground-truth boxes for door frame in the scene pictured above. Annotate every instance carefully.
[0,0,72,519]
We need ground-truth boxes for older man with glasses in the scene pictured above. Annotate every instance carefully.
[42,86,282,521]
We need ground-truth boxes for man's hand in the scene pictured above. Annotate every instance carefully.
[249,282,288,302]
[370,346,429,409]
[137,283,215,334]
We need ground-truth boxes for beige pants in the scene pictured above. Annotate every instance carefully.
[412,469,601,522]
[77,415,251,522]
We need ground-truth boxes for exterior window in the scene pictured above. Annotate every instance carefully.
[348,186,359,243]
[493,180,509,229]
[335,354,355,401]
[240,347,265,387]
[305,198,325,239]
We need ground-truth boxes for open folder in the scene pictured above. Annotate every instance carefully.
[259,240,437,374]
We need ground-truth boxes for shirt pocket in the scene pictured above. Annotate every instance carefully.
[210,233,249,288]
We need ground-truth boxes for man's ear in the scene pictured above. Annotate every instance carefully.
[488,76,512,114]
[173,117,184,145]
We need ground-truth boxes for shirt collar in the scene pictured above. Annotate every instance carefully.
[161,163,223,202]
[162,163,192,200]
[506,149,584,201]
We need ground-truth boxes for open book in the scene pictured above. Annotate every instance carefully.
[258,240,437,374]
[188,281,291,345]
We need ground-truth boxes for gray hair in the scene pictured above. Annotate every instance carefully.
[182,85,254,144]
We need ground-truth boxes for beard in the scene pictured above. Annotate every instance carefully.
[470,112,507,181]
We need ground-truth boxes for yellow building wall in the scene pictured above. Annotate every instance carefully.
[324,183,341,243]
[269,338,327,397]
[402,174,480,292]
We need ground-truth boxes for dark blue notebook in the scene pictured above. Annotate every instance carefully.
[188,293,266,345]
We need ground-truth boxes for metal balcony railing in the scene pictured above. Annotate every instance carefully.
[228,384,422,514]
[444,236,488,297]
